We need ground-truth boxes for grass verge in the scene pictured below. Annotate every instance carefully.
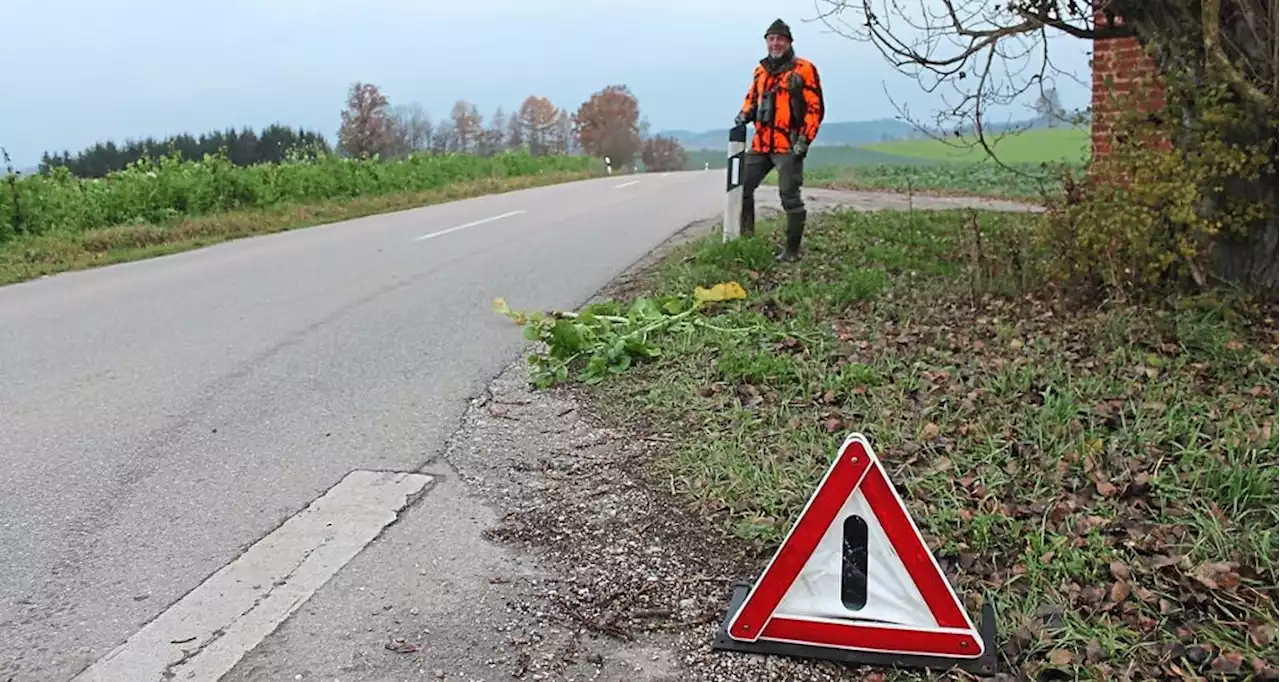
[501,208,1279,679]
[0,170,589,285]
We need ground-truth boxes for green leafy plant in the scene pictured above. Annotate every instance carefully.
[493,281,751,388]
[0,150,593,241]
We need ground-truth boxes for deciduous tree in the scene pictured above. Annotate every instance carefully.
[479,107,507,156]
[449,100,484,153]
[641,135,687,172]
[389,102,433,157]
[337,82,397,158]
[573,85,642,169]
[516,96,560,156]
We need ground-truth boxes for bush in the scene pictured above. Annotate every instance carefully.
[1038,72,1277,298]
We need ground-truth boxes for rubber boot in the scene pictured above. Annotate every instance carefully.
[776,211,805,262]
[740,193,756,237]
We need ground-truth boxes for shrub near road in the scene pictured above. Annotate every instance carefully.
[0,150,593,284]
[499,210,1279,680]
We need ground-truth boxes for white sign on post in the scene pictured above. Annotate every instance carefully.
[723,124,746,242]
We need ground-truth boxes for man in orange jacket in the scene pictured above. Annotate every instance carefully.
[735,18,825,261]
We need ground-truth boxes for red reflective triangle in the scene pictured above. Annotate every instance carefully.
[725,433,985,659]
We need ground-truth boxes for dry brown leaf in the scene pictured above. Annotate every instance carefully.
[1109,561,1131,581]
[1249,623,1277,647]
[1047,648,1076,666]
[1210,651,1245,674]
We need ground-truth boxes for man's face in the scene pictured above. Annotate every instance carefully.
[766,33,790,57]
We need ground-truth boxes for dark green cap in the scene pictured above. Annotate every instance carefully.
[765,18,793,40]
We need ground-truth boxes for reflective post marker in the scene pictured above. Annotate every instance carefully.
[724,123,747,242]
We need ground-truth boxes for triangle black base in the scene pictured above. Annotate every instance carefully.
[710,582,1001,677]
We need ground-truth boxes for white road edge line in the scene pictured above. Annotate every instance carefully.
[72,470,435,682]
[413,209,525,241]
[614,180,640,188]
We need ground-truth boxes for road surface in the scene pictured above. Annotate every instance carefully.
[0,170,727,681]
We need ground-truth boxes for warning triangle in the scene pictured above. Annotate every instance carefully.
[719,432,990,664]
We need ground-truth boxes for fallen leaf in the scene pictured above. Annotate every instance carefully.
[693,281,748,303]
[1249,623,1277,648]
[922,422,940,439]
[1109,561,1131,581]
[1047,648,1076,666]
[1085,639,1105,663]
[1210,651,1245,674]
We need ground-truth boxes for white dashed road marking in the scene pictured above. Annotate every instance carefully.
[613,180,640,188]
[72,470,434,682]
[414,210,526,241]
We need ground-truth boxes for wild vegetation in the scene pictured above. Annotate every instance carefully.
[497,209,1278,680]
[495,1,1279,679]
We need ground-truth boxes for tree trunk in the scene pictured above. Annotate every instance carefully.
[1122,3,1279,297]
[1208,209,1280,295]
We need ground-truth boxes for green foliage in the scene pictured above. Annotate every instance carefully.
[0,150,591,242]
[492,281,752,388]
[1040,73,1277,295]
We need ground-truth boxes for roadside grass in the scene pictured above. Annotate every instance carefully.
[561,209,1279,679]
[0,170,589,285]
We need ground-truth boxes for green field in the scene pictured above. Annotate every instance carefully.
[683,126,1091,201]
[865,125,1090,164]
[685,126,1090,171]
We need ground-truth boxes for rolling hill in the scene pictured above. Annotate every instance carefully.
[659,118,917,150]
[660,115,1085,152]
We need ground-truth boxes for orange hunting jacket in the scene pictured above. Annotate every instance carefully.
[739,54,825,154]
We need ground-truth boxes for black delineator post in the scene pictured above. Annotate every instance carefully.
[723,124,747,242]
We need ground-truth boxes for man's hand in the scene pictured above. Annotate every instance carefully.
[791,137,809,158]
[734,111,752,127]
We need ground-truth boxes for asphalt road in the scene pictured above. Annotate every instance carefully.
[0,170,726,681]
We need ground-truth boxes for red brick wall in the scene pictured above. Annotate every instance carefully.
[1090,14,1168,163]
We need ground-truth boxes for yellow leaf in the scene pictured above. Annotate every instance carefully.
[693,281,747,304]
[492,297,527,325]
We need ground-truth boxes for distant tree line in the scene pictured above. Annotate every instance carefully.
[335,82,688,172]
[33,81,690,179]
[38,125,331,178]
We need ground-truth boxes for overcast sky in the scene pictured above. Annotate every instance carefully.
[0,0,1093,168]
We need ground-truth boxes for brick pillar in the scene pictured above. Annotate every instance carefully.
[1089,12,1168,166]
